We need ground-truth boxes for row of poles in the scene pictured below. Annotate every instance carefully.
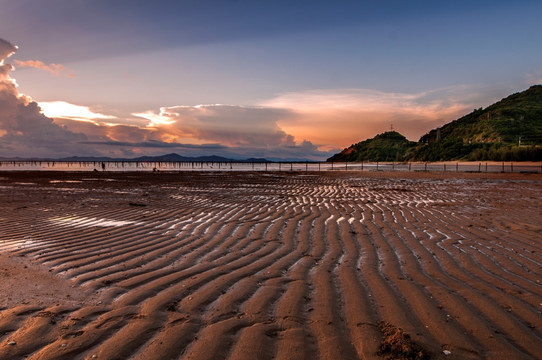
[0,161,541,173]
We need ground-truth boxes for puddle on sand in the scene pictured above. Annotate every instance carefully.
[49,216,143,228]
[49,180,83,184]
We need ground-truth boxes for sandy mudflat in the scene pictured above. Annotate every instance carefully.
[0,170,540,360]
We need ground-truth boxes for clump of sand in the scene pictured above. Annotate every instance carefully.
[377,321,429,360]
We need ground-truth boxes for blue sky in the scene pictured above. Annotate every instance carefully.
[1,0,541,159]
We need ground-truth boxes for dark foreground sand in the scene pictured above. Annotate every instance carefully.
[0,171,541,360]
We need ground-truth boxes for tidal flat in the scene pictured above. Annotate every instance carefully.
[0,171,541,359]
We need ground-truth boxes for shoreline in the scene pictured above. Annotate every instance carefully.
[1,160,541,174]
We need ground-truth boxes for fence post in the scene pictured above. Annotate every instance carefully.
[478,163,481,172]
[361,161,364,170]
[511,163,513,172]
[377,162,379,171]
[502,162,505,172]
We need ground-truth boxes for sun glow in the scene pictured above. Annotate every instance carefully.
[133,111,176,127]
[39,101,116,122]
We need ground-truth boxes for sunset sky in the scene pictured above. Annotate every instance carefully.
[1,0,541,160]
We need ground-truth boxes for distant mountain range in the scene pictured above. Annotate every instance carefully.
[59,153,271,163]
[329,85,542,162]
[0,153,271,163]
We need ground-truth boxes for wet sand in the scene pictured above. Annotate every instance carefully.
[0,171,541,360]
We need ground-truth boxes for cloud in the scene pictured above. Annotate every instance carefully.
[129,104,332,160]
[262,86,496,149]
[0,39,17,59]
[0,38,87,157]
[38,101,117,123]
[13,59,74,77]
[134,105,297,148]
[0,39,17,79]
[1,42,327,160]
[3,38,508,161]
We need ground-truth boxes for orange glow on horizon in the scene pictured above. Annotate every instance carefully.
[266,89,474,149]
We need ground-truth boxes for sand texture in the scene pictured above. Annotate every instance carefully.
[0,171,541,360]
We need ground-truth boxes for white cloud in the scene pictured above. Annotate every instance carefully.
[39,101,117,123]
[132,110,176,127]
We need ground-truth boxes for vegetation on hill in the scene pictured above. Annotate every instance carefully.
[327,131,417,162]
[411,85,542,161]
[328,85,542,162]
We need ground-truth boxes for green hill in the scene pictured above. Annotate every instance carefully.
[410,85,542,161]
[328,85,542,162]
[328,131,417,162]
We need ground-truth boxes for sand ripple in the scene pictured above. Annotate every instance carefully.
[0,171,541,359]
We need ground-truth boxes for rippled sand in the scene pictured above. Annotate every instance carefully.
[0,171,541,359]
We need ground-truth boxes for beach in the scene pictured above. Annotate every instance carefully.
[0,170,541,359]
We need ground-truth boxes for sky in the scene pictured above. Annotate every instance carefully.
[1,0,541,160]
